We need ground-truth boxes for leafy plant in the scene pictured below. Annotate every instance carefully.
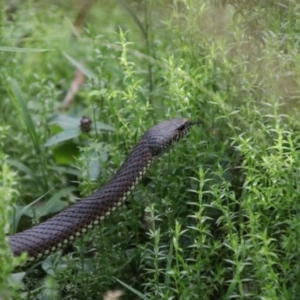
[1,0,300,299]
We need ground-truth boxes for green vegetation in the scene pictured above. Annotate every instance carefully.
[1,0,300,299]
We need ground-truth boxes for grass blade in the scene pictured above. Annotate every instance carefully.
[8,79,41,154]
[63,52,98,81]
[0,46,54,52]
[114,278,150,300]
[164,239,174,288]
[10,188,53,234]
[6,159,40,183]
[35,187,75,217]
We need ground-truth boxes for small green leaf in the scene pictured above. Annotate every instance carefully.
[10,272,26,284]
[87,150,101,180]
[42,252,65,276]
[52,141,80,165]
[48,114,81,129]
[45,128,81,147]
[94,121,115,132]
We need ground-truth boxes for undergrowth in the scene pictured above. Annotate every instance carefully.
[1,0,300,299]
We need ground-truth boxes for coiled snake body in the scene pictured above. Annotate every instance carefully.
[9,118,196,263]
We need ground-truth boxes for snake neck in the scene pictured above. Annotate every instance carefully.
[106,140,153,188]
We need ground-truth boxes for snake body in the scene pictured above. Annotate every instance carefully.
[9,118,196,262]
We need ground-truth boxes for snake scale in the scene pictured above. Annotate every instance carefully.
[9,118,197,263]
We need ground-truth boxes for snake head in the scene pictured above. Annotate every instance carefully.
[145,118,199,157]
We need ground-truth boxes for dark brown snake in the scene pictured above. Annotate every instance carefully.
[9,118,197,263]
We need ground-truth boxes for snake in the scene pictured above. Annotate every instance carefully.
[9,118,198,263]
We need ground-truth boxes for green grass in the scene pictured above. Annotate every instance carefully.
[1,0,300,299]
